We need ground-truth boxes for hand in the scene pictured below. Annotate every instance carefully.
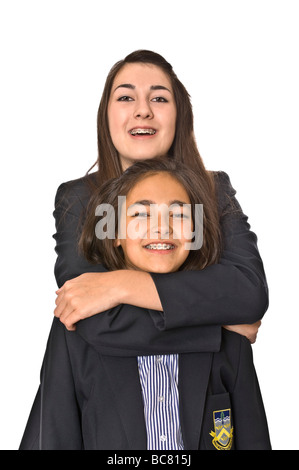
[223,321,262,344]
[54,272,123,331]
[54,270,162,331]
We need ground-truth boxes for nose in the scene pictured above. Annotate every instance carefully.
[150,212,173,239]
[134,99,154,119]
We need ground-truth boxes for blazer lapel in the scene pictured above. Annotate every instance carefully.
[179,352,213,450]
[100,353,213,450]
[101,355,147,450]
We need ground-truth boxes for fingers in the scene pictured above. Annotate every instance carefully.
[53,273,108,331]
[222,321,262,344]
[59,312,78,331]
[247,321,262,344]
[55,303,78,331]
[54,283,79,331]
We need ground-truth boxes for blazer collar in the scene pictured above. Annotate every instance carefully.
[100,355,147,450]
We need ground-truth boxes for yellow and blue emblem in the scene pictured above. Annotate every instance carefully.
[210,408,233,450]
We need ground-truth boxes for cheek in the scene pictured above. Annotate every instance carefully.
[118,239,131,261]
[171,111,177,132]
[121,240,142,268]
[160,110,176,135]
[121,235,140,258]
[172,219,193,240]
[126,218,149,240]
[107,105,125,141]
[166,107,177,138]
[162,118,176,153]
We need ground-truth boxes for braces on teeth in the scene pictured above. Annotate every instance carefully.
[130,129,156,135]
[145,243,174,250]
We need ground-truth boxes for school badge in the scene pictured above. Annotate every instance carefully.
[210,408,233,450]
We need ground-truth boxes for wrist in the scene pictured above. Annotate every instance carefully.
[112,270,131,305]
[114,270,148,304]
[114,270,162,310]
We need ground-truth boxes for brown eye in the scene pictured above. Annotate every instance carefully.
[117,96,134,101]
[132,212,149,218]
[152,97,168,103]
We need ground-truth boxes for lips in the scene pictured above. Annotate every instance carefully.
[143,242,176,253]
[129,127,157,136]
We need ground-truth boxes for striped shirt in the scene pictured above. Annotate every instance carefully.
[137,354,184,450]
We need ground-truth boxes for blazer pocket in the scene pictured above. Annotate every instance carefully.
[201,393,234,450]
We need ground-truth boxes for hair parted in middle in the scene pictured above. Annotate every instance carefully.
[93,50,212,188]
[80,158,222,272]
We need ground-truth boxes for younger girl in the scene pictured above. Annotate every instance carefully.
[20,158,271,450]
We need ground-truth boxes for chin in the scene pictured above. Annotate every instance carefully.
[131,154,159,163]
[149,265,176,274]
[124,150,167,164]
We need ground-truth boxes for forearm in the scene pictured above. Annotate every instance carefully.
[151,258,268,330]
[53,179,221,354]
[54,173,268,342]
[119,270,162,311]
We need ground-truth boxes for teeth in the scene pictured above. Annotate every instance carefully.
[130,128,156,135]
[145,243,174,250]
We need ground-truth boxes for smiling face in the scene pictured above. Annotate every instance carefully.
[116,172,193,273]
[108,63,177,170]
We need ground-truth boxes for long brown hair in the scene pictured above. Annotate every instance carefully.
[90,50,213,187]
[80,50,222,268]
[80,158,222,271]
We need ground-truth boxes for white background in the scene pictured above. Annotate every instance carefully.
[0,0,298,450]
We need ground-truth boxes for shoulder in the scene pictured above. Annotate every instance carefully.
[211,170,235,197]
[210,170,242,216]
[54,172,99,210]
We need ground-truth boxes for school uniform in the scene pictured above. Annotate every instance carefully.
[19,170,271,449]
[19,317,271,450]
[47,170,269,355]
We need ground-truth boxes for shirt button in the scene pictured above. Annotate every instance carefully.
[156,356,163,363]
[160,435,167,442]
[158,396,164,403]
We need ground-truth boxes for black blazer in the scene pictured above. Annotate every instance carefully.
[19,170,271,449]
[49,171,269,356]
[19,319,271,450]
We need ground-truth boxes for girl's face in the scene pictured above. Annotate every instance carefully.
[116,172,193,273]
[108,63,177,170]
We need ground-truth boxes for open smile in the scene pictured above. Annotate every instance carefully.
[129,127,157,137]
[143,242,176,253]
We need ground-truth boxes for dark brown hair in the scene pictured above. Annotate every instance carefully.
[89,50,214,188]
[80,158,222,271]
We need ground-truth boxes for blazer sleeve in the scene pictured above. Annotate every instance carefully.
[53,171,268,334]
[19,318,83,450]
[150,172,269,329]
[53,179,108,288]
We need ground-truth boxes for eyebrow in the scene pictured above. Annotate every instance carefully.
[128,199,190,208]
[113,84,172,93]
